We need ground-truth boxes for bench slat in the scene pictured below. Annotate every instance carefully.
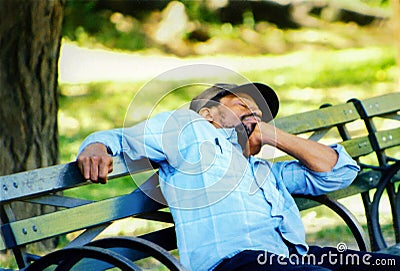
[341,136,374,158]
[0,156,153,203]
[375,127,400,150]
[296,170,381,211]
[361,93,400,117]
[271,136,373,163]
[275,103,359,134]
[1,188,165,250]
[24,195,93,208]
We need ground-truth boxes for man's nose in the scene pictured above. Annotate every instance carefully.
[248,106,262,120]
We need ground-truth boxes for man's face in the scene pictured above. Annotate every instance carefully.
[203,92,264,156]
[210,92,262,131]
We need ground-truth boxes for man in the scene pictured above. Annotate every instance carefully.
[77,82,397,270]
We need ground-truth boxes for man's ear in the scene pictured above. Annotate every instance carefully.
[198,107,214,122]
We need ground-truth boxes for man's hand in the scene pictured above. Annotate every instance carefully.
[77,143,113,184]
[248,122,276,155]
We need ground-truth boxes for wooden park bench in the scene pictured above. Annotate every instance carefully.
[1,92,399,270]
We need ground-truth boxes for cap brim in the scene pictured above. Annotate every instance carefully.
[228,83,279,122]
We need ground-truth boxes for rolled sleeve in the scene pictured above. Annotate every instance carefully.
[77,110,202,165]
[77,113,173,162]
[78,128,124,156]
[273,144,360,196]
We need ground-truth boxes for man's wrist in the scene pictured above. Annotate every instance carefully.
[85,142,109,154]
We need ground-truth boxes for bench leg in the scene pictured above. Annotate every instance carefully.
[369,161,400,251]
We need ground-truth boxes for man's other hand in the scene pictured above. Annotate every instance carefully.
[77,143,113,184]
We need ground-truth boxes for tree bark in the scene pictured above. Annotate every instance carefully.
[0,0,65,252]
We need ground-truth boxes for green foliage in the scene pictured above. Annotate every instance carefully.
[63,1,99,35]
[245,47,396,89]
[181,0,220,23]
[58,81,142,162]
[62,1,147,51]
[352,0,390,7]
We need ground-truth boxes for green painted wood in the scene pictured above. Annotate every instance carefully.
[0,155,154,203]
[3,188,165,249]
[296,170,381,211]
[341,136,374,158]
[361,92,400,117]
[25,195,93,208]
[273,136,373,162]
[274,103,359,134]
[375,127,400,150]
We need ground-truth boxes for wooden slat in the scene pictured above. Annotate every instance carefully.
[296,170,381,211]
[375,127,400,150]
[361,92,400,117]
[0,155,154,203]
[2,188,165,249]
[341,136,374,158]
[271,136,373,163]
[24,195,93,208]
[275,103,359,134]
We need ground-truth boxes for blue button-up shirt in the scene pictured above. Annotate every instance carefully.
[79,109,360,270]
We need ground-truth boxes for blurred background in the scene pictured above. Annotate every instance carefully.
[2,0,400,269]
[57,1,399,264]
[59,0,399,161]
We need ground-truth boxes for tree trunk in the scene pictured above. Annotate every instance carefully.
[0,0,65,252]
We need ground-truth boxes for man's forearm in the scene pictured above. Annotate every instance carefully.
[273,128,338,172]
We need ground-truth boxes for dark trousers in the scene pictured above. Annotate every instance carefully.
[213,246,400,271]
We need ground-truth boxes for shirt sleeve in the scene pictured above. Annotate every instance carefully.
[78,128,124,157]
[77,109,203,164]
[271,144,360,195]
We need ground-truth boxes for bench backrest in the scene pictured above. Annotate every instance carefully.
[1,92,399,269]
[0,156,171,268]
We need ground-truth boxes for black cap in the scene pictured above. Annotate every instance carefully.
[189,82,279,122]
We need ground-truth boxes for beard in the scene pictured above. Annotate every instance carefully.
[234,122,257,157]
